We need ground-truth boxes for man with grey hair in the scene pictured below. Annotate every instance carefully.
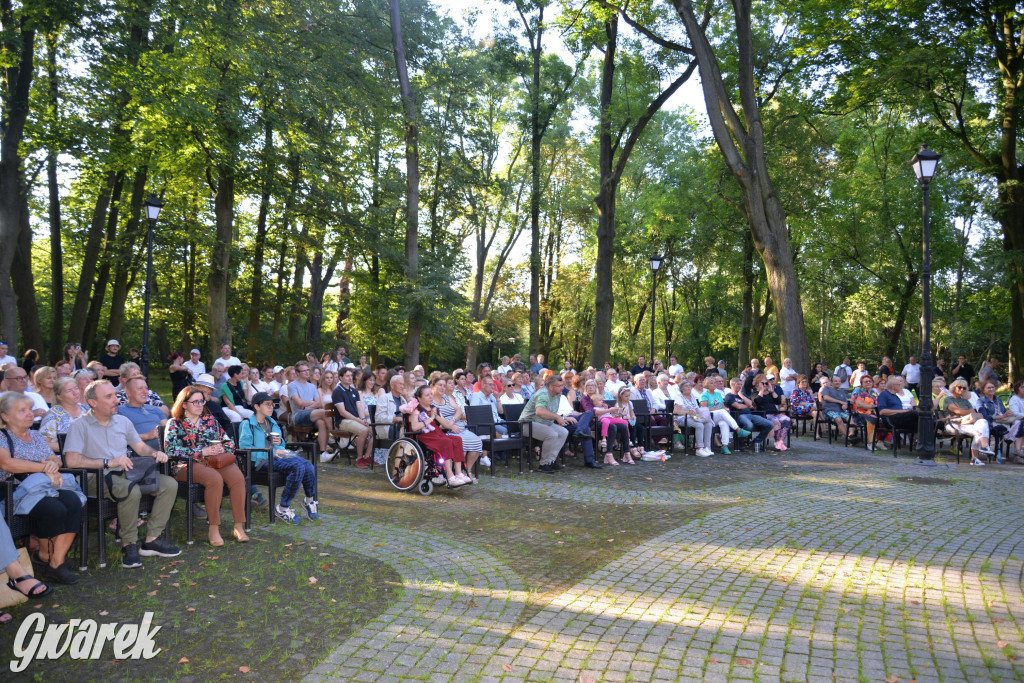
[64,380,181,568]
[115,362,169,416]
[3,366,47,420]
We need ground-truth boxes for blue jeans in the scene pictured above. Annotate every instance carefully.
[738,413,774,444]
[574,411,595,463]
[0,509,18,569]
[258,457,316,508]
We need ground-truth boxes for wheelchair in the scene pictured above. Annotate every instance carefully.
[385,436,457,496]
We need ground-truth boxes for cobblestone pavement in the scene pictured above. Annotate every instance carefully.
[305,441,1024,682]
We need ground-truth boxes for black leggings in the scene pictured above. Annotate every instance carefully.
[28,490,83,539]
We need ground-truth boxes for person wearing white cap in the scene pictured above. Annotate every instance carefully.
[184,349,205,381]
[99,340,126,387]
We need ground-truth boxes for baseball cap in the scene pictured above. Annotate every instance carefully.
[195,373,215,389]
[190,348,201,355]
[766,373,776,380]
[272,365,284,373]
[251,391,273,405]
[106,340,120,347]
[718,360,726,365]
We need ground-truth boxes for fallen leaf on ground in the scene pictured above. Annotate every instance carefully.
[239,666,251,673]
[885,676,900,683]
[308,576,318,584]
[186,607,195,612]
[999,641,1008,648]
[502,664,513,672]
[178,657,189,664]
[736,658,753,666]
[99,611,109,616]
[146,590,158,596]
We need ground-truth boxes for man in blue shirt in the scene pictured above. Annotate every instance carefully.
[118,377,166,451]
[877,376,919,431]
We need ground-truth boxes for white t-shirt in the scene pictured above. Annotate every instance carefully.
[497,364,512,376]
[850,369,869,388]
[499,392,524,405]
[779,366,799,396]
[897,389,916,410]
[25,391,48,420]
[605,379,625,396]
[901,363,921,384]
[183,360,205,381]
[218,355,241,368]
[667,363,684,377]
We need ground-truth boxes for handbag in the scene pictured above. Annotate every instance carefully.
[202,452,236,469]
[106,456,160,502]
[957,411,983,425]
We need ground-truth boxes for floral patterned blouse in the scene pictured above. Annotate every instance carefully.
[164,414,234,467]
[39,403,90,443]
[851,387,879,416]
[790,388,815,417]
[0,429,55,482]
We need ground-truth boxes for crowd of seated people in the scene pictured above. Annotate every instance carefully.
[0,338,1020,590]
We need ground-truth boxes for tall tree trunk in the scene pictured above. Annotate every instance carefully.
[68,172,116,345]
[208,164,234,348]
[527,6,544,353]
[674,0,811,372]
[45,31,63,363]
[884,275,919,360]
[106,167,148,344]
[247,114,273,362]
[589,14,696,367]
[183,236,196,348]
[389,0,421,367]
[286,231,305,344]
[336,256,352,340]
[738,230,754,369]
[83,172,125,353]
[271,238,288,348]
[13,188,41,353]
[0,0,32,354]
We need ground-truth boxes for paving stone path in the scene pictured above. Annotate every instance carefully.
[303,521,529,682]
[306,444,1024,682]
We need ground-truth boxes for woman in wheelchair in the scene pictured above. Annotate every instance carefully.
[403,386,472,487]
[238,392,318,524]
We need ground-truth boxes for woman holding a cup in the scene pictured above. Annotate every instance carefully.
[238,392,318,525]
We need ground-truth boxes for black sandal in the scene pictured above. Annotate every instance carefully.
[7,575,53,600]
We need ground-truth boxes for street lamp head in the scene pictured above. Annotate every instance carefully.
[910,144,941,184]
[143,194,164,222]
[650,254,663,273]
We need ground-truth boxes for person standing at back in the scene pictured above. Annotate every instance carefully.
[99,341,125,387]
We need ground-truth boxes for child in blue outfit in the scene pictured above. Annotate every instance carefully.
[238,392,318,524]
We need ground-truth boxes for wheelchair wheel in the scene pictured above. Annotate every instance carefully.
[419,479,433,496]
[386,438,426,492]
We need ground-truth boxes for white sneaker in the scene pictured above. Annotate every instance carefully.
[319,451,335,463]
[479,455,492,467]
[979,446,995,455]
[696,448,711,458]
[448,475,467,487]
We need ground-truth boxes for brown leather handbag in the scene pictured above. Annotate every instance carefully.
[202,452,235,469]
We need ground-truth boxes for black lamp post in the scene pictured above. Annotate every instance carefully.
[140,194,163,379]
[649,254,663,364]
[910,144,941,464]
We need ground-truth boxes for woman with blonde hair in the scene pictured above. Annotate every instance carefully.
[0,391,84,584]
[39,377,89,452]
[32,366,57,406]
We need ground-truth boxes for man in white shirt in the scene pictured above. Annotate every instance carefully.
[217,344,241,369]
[667,355,684,378]
[900,356,921,394]
[3,367,47,420]
[0,340,12,368]
[183,348,205,381]
[605,371,627,399]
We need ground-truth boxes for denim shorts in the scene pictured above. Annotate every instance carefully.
[292,409,314,427]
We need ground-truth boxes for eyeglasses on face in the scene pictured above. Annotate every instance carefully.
[187,399,206,406]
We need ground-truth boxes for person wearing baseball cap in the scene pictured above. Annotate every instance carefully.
[237,392,318,524]
[184,349,205,381]
[191,373,233,434]
[99,340,126,386]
